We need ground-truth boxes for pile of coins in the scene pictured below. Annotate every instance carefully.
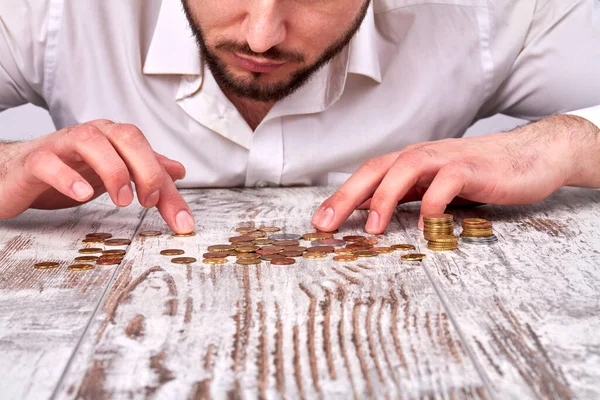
[198,225,427,265]
[460,218,498,244]
[427,235,459,251]
[423,214,455,240]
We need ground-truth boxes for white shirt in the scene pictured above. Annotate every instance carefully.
[1,0,599,188]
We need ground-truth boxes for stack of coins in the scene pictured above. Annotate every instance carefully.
[427,234,459,251]
[460,218,498,244]
[423,214,454,240]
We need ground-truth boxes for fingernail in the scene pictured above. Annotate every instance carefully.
[118,184,133,206]
[175,210,195,233]
[313,207,335,229]
[366,210,380,232]
[145,190,160,207]
[72,181,93,200]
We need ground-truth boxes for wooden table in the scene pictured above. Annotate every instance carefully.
[1,187,598,400]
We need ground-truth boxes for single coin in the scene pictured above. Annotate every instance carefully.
[366,238,379,245]
[233,241,256,247]
[354,250,377,258]
[317,228,339,234]
[259,226,281,232]
[269,233,302,241]
[96,257,123,265]
[256,247,283,255]
[203,252,229,259]
[236,253,261,260]
[333,255,359,262]
[75,255,98,262]
[247,231,266,238]
[160,249,185,256]
[235,245,258,253]
[86,232,112,240]
[423,213,453,221]
[171,257,197,264]
[33,261,60,269]
[334,248,355,255]
[68,263,94,271]
[307,246,335,254]
[284,246,307,252]
[271,257,296,265]
[311,239,346,247]
[78,247,103,254]
[236,258,261,265]
[253,239,274,246]
[203,258,228,265]
[461,218,489,225]
[104,238,132,246]
[172,231,196,237]
[82,238,104,244]
[102,249,126,256]
[260,254,286,261]
[235,226,256,234]
[372,246,395,254]
[302,232,334,241]
[229,235,256,243]
[343,235,367,242]
[346,243,372,250]
[391,244,416,251]
[280,250,304,258]
[139,230,162,237]
[273,240,300,247]
[303,252,328,259]
[401,253,427,261]
[208,244,235,252]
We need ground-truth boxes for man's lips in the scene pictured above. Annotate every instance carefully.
[234,53,287,73]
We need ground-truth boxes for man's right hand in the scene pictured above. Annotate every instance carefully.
[0,119,195,233]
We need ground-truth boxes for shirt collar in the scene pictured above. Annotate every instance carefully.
[143,1,381,83]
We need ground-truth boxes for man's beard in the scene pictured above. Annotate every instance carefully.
[181,1,371,102]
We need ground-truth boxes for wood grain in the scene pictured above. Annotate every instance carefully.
[0,195,145,400]
[56,188,486,399]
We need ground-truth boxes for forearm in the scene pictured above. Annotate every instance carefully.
[561,115,600,188]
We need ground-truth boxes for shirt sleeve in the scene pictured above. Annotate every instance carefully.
[480,0,600,122]
[0,1,53,111]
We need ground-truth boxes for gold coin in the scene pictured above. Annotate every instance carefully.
[68,263,94,271]
[303,252,328,259]
[273,240,300,247]
[78,247,103,254]
[284,246,307,252]
[235,227,257,234]
[280,250,304,258]
[172,231,196,237]
[253,239,274,246]
[259,226,281,232]
[171,257,197,264]
[256,247,283,255]
[247,231,266,238]
[75,255,99,262]
[302,232,334,241]
[427,235,459,243]
[260,254,286,261]
[160,249,185,256]
[461,218,489,225]
[203,258,228,265]
[86,232,112,240]
[372,246,395,254]
[102,249,126,256]
[346,243,373,250]
[334,248,355,255]
[236,258,261,265]
[307,245,335,254]
[229,235,256,243]
[203,252,229,259]
[333,255,359,262]
[423,214,453,222]
[235,245,258,253]
[96,257,123,265]
[342,235,366,242]
[271,257,296,265]
[401,253,427,261]
[33,261,60,269]
[207,244,235,252]
[427,246,458,252]
[139,230,162,237]
[233,241,255,247]
[391,244,416,251]
[354,250,377,258]
[236,253,260,260]
[82,238,104,244]
[104,238,132,246]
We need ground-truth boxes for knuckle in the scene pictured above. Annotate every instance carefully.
[113,124,146,146]
[24,149,49,170]
[329,189,351,205]
[144,170,165,191]
[74,124,104,144]
[370,189,392,208]
[394,151,423,173]
[88,118,114,126]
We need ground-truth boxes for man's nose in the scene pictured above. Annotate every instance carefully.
[242,0,287,54]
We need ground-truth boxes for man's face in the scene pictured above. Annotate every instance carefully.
[181,0,370,102]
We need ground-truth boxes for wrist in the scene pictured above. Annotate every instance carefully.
[562,114,600,187]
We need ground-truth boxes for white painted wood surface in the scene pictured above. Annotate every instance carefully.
[0,187,598,399]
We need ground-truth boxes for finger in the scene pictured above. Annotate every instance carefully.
[154,171,195,234]
[366,151,443,234]
[101,123,168,208]
[23,149,94,202]
[311,153,399,231]
[418,163,481,229]
[155,152,186,181]
[356,187,426,209]
[54,124,134,207]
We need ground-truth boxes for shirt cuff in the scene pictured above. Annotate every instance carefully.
[566,105,600,130]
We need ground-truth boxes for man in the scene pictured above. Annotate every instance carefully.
[0,0,598,234]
